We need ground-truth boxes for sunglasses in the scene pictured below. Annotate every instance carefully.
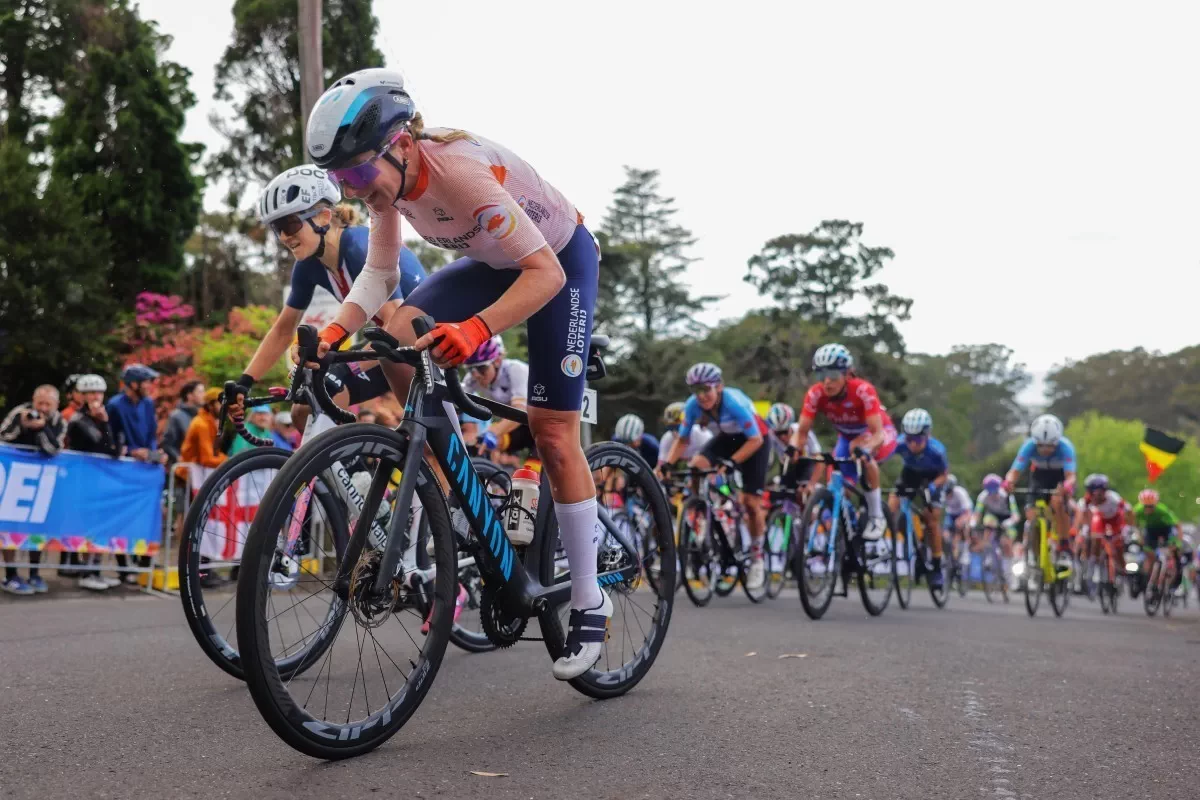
[815,368,846,382]
[270,208,320,237]
[468,364,492,375]
[906,434,928,444]
[691,383,717,395]
[328,129,407,190]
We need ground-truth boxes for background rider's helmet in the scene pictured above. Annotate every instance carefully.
[901,407,933,436]
[1029,414,1064,446]
[613,414,645,443]
[257,165,341,226]
[812,343,853,372]
[685,362,722,386]
[766,402,796,432]
[464,336,505,367]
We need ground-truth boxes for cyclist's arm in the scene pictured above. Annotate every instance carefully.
[727,400,763,464]
[856,412,885,453]
[244,305,304,380]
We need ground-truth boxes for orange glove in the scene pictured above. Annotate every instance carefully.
[318,323,349,348]
[427,316,492,367]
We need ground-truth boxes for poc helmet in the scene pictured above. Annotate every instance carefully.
[76,375,107,393]
[121,364,159,383]
[982,473,1003,493]
[464,336,505,367]
[685,362,722,387]
[1084,473,1109,492]
[257,165,341,227]
[766,402,796,432]
[1030,414,1064,446]
[306,68,416,169]
[1138,488,1159,505]
[663,401,686,427]
[812,343,853,372]
[613,414,645,443]
[901,407,933,436]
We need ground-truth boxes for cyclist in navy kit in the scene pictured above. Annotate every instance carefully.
[613,414,660,465]
[227,164,427,425]
[886,408,949,588]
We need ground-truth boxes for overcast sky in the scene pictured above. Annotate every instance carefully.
[139,1,1200,401]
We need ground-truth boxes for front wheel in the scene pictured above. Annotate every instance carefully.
[1024,542,1043,617]
[1143,562,1163,617]
[797,487,840,621]
[857,509,895,616]
[679,498,716,607]
[765,506,797,600]
[892,516,914,610]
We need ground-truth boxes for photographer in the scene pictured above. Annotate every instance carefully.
[0,385,67,594]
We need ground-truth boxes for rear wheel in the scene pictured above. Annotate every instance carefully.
[1050,573,1070,617]
[892,514,914,610]
[981,546,999,604]
[543,442,676,700]
[765,506,796,600]
[680,498,716,607]
[857,508,894,616]
[1144,562,1163,617]
[797,487,839,621]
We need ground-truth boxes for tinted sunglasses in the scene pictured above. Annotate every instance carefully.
[328,129,407,190]
[906,433,928,444]
[269,208,320,237]
[469,364,492,375]
[691,383,717,395]
[815,368,846,381]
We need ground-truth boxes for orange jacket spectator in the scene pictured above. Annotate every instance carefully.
[177,389,226,481]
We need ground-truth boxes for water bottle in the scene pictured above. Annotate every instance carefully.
[506,467,540,546]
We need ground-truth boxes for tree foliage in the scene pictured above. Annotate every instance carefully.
[745,220,912,356]
[599,167,717,341]
[194,305,290,387]
[207,0,385,202]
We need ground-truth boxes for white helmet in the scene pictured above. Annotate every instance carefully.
[901,408,932,435]
[1030,414,1063,446]
[306,68,415,169]
[766,403,795,431]
[76,374,107,393]
[257,164,341,225]
[614,414,645,443]
[812,343,853,371]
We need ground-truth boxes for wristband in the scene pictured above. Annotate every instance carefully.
[318,323,349,348]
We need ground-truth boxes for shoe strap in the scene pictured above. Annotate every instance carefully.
[566,608,608,644]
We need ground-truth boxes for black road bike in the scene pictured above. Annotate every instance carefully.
[234,321,676,759]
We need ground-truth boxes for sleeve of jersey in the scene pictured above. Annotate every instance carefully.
[397,247,427,300]
[285,261,314,310]
[730,395,762,439]
[1060,441,1077,472]
[438,154,548,264]
[507,362,529,402]
[679,397,698,438]
[800,386,821,420]
[343,207,402,319]
[806,431,822,454]
[932,441,949,473]
[1011,440,1032,472]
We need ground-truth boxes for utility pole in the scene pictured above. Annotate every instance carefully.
[297,0,323,153]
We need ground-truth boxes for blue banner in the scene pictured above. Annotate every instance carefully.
[0,444,164,555]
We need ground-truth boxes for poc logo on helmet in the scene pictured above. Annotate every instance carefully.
[0,462,60,524]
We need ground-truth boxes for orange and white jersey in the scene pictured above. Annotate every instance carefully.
[346,130,582,319]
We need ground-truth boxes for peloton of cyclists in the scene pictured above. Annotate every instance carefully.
[1072,474,1132,584]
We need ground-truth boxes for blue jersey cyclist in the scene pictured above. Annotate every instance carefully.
[304,68,605,680]
[613,414,660,466]
[662,362,770,590]
[886,408,949,588]
[229,164,427,430]
[1003,413,1077,544]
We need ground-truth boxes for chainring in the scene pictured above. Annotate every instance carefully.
[478,586,528,648]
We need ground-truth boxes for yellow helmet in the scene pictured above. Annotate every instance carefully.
[663,401,686,426]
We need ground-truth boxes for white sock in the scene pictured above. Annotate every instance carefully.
[554,497,603,610]
[867,486,883,518]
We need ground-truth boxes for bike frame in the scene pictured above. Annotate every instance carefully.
[1030,496,1070,584]
[337,353,638,616]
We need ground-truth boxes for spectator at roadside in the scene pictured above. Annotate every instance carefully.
[0,385,66,595]
[272,410,297,451]
[162,381,204,464]
[64,375,122,591]
[230,405,275,456]
[60,375,84,421]
[107,364,165,579]
[179,388,229,589]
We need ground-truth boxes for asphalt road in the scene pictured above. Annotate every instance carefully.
[2,582,1197,800]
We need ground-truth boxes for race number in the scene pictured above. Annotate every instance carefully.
[580,388,598,425]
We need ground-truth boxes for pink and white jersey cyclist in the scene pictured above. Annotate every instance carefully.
[304,68,605,681]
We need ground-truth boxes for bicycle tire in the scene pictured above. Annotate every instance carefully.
[237,423,456,760]
[712,520,739,598]
[856,509,894,616]
[764,507,793,600]
[797,487,839,620]
[680,497,716,607]
[1143,562,1162,617]
[179,447,350,681]
[1050,574,1070,617]
[928,543,950,609]
[981,550,996,604]
[539,442,676,700]
[893,515,914,610]
[1024,537,1043,618]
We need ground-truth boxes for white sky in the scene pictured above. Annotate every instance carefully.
[138,0,1199,401]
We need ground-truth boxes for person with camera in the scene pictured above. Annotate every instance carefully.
[63,375,123,590]
[0,384,68,594]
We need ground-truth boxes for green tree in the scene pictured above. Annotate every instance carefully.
[745,220,912,356]
[404,238,453,272]
[0,139,120,407]
[0,0,85,146]
[208,0,385,202]
[1065,412,1200,522]
[600,167,718,340]
[47,0,202,304]
[194,305,291,386]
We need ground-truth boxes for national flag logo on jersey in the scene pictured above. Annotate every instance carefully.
[1140,427,1185,483]
[473,203,518,241]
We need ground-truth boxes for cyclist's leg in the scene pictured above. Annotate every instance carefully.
[738,438,770,585]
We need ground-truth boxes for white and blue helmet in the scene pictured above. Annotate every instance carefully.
[685,362,723,386]
[306,68,416,169]
[901,408,933,435]
[813,343,853,371]
[614,414,645,443]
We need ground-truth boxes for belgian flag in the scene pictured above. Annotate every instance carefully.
[1140,427,1185,483]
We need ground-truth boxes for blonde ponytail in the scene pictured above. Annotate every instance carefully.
[404,113,475,145]
[330,202,363,228]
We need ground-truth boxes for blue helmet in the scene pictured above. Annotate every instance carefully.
[812,343,853,372]
[306,68,417,169]
[121,364,159,383]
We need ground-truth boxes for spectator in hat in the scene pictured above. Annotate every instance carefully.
[272,410,297,451]
[65,375,122,591]
[107,364,166,464]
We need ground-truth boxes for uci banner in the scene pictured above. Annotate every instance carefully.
[0,444,165,555]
